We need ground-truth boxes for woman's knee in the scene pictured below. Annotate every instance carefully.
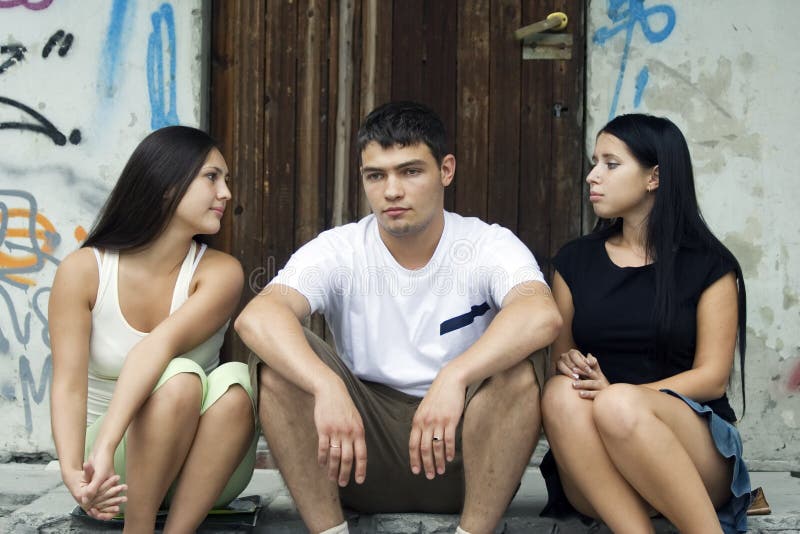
[541,375,584,426]
[207,384,253,423]
[150,371,203,415]
[592,383,648,439]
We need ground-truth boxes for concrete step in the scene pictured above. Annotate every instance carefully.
[0,463,797,533]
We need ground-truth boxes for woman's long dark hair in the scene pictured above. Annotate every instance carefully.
[83,126,219,251]
[594,114,747,415]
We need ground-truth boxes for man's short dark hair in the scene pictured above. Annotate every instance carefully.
[357,101,447,165]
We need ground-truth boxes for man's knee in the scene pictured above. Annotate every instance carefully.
[489,359,539,398]
[468,361,539,422]
[258,364,294,399]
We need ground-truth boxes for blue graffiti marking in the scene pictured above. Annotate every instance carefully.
[32,286,50,347]
[19,354,51,434]
[633,66,649,107]
[0,285,31,349]
[593,0,676,120]
[99,0,133,99]
[0,190,61,290]
[0,190,59,355]
[147,3,179,129]
[1,381,15,400]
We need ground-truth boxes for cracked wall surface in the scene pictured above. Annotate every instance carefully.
[587,0,799,468]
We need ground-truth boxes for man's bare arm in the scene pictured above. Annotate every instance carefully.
[234,285,367,486]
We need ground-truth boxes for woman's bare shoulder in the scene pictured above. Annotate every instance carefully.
[193,247,244,290]
[52,247,100,305]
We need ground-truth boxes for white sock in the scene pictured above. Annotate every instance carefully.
[319,521,349,534]
[455,526,472,534]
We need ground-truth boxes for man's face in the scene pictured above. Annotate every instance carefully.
[360,141,454,239]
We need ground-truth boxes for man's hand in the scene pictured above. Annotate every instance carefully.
[408,367,467,479]
[314,378,367,487]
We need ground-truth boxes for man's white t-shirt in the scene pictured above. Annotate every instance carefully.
[270,211,546,397]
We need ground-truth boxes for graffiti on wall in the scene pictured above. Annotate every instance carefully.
[0,190,60,432]
[0,0,53,10]
[147,3,179,129]
[0,96,82,145]
[1,1,185,443]
[594,0,676,120]
[99,0,133,100]
[1,28,72,76]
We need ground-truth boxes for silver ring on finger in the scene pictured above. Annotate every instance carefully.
[432,435,442,442]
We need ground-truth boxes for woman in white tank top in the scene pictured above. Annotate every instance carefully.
[49,126,256,532]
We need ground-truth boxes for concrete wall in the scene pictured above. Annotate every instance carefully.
[587,0,799,468]
[0,0,205,458]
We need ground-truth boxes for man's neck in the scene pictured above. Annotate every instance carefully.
[378,212,445,270]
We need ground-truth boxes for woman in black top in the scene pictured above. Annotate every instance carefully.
[541,114,750,533]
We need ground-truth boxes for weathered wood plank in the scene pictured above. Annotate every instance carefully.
[519,1,555,275]
[332,0,356,226]
[357,0,393,218]
[456,0,490,220]
[488,0,522,230]
[264,0,298,270]
[423,0,458,212]
[550,0,586,260]
[209,0,266,363]
[296,0,326,247]
[391,0,425,101]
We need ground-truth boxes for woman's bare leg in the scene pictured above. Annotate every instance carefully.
[122,373,202,534]
[542,375,654,534]
[593,384,732,534]
[163,385,254,533]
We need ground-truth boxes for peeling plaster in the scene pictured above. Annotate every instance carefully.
[722,233,762,277]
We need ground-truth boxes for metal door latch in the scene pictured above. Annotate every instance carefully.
[514,12,572,60]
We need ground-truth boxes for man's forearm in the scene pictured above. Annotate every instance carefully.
[445,288,562,387]
[235,296,340,396]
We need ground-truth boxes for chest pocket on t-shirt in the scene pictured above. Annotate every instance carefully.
[440,302,491,335]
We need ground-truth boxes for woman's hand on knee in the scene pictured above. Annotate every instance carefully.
[569,354,610,400]
[556,349,594,379]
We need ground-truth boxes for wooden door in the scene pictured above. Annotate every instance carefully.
[209,0,586,362]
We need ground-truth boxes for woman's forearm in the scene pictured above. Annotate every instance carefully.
[91,336,170,453]
[51,382,88,473]
[644,367,728,403]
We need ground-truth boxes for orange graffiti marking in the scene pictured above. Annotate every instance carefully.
[6,274,36,286]
[74,225,87,242]
[0,208,58,280]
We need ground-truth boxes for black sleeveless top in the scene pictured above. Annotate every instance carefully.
[552,234,737,422]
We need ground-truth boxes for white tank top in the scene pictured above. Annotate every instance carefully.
[86,241,227,426]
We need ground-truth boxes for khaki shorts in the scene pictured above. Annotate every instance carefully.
[253,328,519,514]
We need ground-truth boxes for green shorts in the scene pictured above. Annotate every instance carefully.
[85,358,258,508]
